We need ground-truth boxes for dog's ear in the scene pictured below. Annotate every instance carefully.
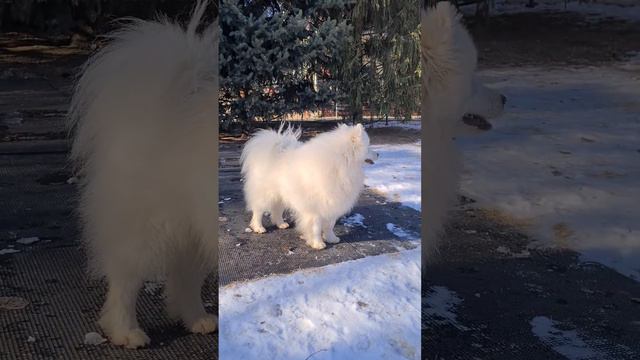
[351,123,365,144]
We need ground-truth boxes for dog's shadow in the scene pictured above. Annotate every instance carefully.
[270,190,421,248]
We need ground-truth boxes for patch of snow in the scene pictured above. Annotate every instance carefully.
[83,332,107,345]
[341,213,367,228]
[27,336,35,343]
[0,248,19,255]
[386,223,418,241]
[424,286,469,331]
[530,316,618,360]
[460,67,640,281]
[219,248,421,360]
[365,142,421,212]
[16,237,39,245]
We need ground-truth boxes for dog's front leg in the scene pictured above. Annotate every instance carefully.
[99,270,149,348]
[249,208,267,233]
[165,247,217,334]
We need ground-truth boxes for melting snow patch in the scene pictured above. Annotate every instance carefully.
[219,248,421,360]
[386,223,418,241]
[424,286,469,331]
[342,213,367,228]
[0,249,19,255]
[530,316,606,360]
[83,332,107,345]
[16,237,39,245]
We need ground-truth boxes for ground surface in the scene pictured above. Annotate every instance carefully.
[423,2,640,359]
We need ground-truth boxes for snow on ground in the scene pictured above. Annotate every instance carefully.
[386,223,420,241]
[341,213,367,228]
[424,286,469,331]
[530,316,638,359]
[16,237,39,245]
[219,248,421,360]
[0,248,19,255]
[365,142,421,211]
[459,66,640,281]
[530,316,606,360]
[487,0,640,23]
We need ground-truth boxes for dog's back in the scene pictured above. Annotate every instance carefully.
[68,4,218,268]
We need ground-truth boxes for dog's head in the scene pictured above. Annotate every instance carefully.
[347,123,379,165]
[462,76,506,131]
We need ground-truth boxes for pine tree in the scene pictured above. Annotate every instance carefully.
[219,0,349,130]
[338,0,421,123]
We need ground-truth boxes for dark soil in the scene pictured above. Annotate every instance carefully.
[467,10,640,68]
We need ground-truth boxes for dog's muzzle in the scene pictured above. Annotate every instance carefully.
[365,151,379,165]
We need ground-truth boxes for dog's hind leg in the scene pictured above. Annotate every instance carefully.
[165,240,217,334]
[299,215,326,250]
[98,267,149,348]
[269,201,289,229]
[322,218,340,244]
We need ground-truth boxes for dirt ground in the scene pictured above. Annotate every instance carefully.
[424,8,640,359]
[467,10,640,68]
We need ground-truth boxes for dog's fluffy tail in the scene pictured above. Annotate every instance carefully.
[68,0,217,177]
[422,2,477,262]
[240,123,301,178]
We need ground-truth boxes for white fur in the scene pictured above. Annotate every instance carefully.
[422,3,478,261]
[241,123,377,250]
[68,1,218,348]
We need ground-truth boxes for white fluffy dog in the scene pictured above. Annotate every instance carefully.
[241,124,378,250]
[422,2,483,260]
[68,1,218,348]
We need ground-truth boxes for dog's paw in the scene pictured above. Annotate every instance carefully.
[109,328,150,349]
[307,239,327,250]
[325,234,341,244]
[250,224,266,233]
[189,315,217,334]
[277,222,289,229]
